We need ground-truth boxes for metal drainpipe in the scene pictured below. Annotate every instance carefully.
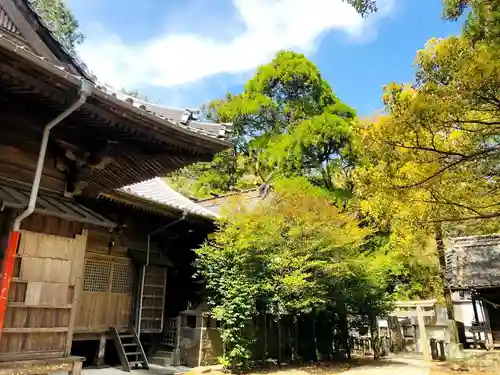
[0,79,93,338]
[13,79,94,230]
[136,212,187,337]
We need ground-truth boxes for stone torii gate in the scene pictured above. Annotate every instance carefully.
[390,299,437,361]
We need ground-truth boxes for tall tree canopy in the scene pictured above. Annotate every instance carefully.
[168,51,357,198]
[354,30,500,232]
[30,0,84,53]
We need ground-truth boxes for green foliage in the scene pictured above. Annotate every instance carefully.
[350,0,500,312]
[354,35,500,228]
[30,0,84,53]
[196,178,393,366]
[443,0,500,45]
[167,150,258,199]
[167,51,357,198]
[189,1,500,367]
[343,0,378,16]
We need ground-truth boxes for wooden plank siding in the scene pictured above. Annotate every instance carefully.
[0,144,66,192]
[74,228,136,335]
[0,215,87,361]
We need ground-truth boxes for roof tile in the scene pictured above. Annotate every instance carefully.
[119,178,220,220]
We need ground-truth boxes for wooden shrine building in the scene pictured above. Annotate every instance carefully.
[0,0,231,372]
[445,234,500,350]
[74,178,220,370]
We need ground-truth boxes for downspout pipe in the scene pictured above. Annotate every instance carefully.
[13,79,94,230]
[136,212,187,337]
[0,79,93,339]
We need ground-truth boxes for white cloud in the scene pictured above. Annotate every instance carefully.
[76,0,394,89]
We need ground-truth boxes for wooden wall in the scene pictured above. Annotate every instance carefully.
[74,228,136,335]
[0,215,87,361]
[0,144,66,192]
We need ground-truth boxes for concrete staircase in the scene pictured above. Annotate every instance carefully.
[150,350,176,367]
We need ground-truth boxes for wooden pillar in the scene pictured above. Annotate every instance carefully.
[0,231,20,340]
[93,333,107,366]
[472,294,480,323]
[70,360,83,375]
[482,302,494,350]
[416,306,431,361]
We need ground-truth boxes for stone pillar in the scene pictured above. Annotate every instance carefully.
[416,306,431,361]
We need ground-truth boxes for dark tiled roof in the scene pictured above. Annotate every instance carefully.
[102,89,232,139]
[2,2,232,142]
[0,181,114,228]
[445,234,500,290]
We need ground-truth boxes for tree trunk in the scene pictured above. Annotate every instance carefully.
[369,313,380,360]
[339,307,351,360]
[312,314,319,362]
[292,314,299,362]
[435,224,459,344]
[263,313,267,362]
[277,316,282,366]
[387,316,404,353]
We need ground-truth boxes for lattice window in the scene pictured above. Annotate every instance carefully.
[111,262,135,294]
[83,259,111,292]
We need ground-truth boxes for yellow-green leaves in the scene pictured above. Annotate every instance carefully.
[195,178,391,365]
[355,34,500,247]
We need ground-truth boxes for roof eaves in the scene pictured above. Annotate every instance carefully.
[118,178,220,221]
[96,87,233,142]
[0,33,233,148]
[99,180,220,222]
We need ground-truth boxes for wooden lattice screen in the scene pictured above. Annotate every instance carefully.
[83,259,135,295]
[139,266,167,333]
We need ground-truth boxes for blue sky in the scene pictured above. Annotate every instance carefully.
[67,0,462,116]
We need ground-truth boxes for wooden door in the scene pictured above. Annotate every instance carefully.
[137,266,167,333]
[75,254,135,334]
[0,227,87,361]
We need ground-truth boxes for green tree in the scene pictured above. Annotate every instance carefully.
[351,31,500,340]
[344,0,378,16]
[167,149,259,199]
[30,0,84,53]
[354,36,500,226]
[167,51,358,198]
[196,178,391,367]
[443,0,500,45]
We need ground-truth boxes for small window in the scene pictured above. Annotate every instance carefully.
[186,315,196,328]
[459,290,465,300]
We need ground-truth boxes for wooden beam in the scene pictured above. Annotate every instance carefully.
[93,333,107,366]
[2,327,69,333]
[0,62,221,153]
